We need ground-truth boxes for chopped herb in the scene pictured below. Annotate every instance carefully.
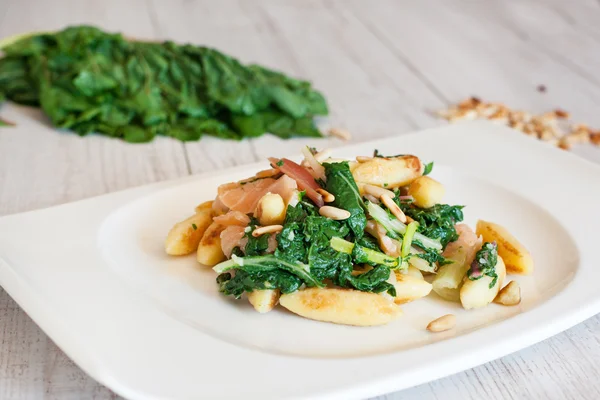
[467,242,499,288]
[414,245,451,266]
[276,159,284,167]
[192,223,198,230]
[373,149,406,158]
[423,161,434,176]
[240,176,264,185]
[383,183,388,187]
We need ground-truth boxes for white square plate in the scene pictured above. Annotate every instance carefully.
[0,121,599,400]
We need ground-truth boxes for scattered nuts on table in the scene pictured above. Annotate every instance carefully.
[437,97,600,150]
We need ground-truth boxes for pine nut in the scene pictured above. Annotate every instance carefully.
[319,206,351,220]
[252,225,283,237]
[316,188,335,203]
[255,168,280,178]
[427,314,456,332]
[363,194,380,204]
[437,97,600,151]
[328,127,352,141]
[314,149,332,162]
[363,184,395,199]
[356,156,372,163]
[380,194,407,223]
[494,281,521,306]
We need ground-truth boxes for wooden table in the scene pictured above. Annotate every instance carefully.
[2,0,600,399]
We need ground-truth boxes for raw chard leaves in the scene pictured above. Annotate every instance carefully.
[0,26,328,142]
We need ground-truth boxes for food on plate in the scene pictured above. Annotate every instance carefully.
[476,220,534,275]
[390,272,433,305]
[426,314,456,332]
[196,222,227,266]
[494,280,521,306]
[279,288,402,326]
[255,193,286,226]
[164,202,214,255]
[408,176,446,209]
[351,154,422,188]
[460,244,506,309]
[165,147,534,326]
[0,26,327,142]
[248,289,281,313]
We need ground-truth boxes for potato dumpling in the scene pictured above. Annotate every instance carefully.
[194,200,214,213]
[432,247,470,302]
[352,155,422,188]
[460,256,506,309]
[476,220,533,275]
[408,176,445,208]
[197,222,227,266]
[255,193,286,226]
[392,273,432,304]
[279,288,402,326]
[165,207,214,256]
[401,266,424,280]
[248,289,280,313]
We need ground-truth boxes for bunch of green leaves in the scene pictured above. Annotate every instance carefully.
[0,26,328,142]
[467,242,499,288]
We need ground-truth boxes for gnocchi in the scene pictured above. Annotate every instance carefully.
[165,203,213,256]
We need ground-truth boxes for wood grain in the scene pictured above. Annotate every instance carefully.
[1,0,600,399]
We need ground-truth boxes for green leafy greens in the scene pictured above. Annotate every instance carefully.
[467,242,499,288]
[373,149,405,158]
[214,255,322,298]
[400,221,419,269]
[366,201,443,250]
[214,194,395,298]
[330,236,399,268]
[244,219,271,256]
[324,161,367,239]
[399,203,464,249]
[0,26,328,142]
[423,161,434,175]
